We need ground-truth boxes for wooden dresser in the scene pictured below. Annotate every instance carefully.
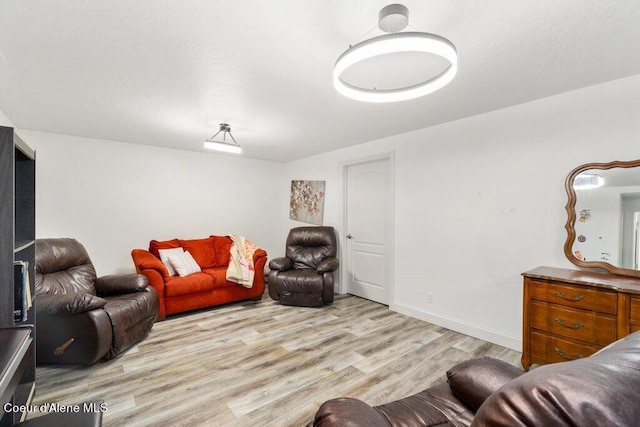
[522,266,640,371]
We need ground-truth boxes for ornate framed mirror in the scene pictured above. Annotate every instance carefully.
[564,159,640,277]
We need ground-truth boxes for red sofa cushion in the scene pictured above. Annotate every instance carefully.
[202,267,235,288]
[165,273,215,297]
[178,237,217,268]
[210,235,233,267]
[149,239,180,258]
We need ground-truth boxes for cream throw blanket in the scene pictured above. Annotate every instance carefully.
[226,235,259,288]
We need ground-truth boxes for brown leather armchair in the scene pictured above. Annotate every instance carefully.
[35,238,159,364]
[311,331,640,426]
[268,226,339,307]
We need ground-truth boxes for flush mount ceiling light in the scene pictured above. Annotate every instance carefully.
[333,4,457,103]
[204,123,241,154]
[574,173,605,190]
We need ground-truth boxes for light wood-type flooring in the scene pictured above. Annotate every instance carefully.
[31,294,521,426]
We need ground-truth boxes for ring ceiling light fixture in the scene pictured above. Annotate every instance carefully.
[333,4,458,103]
[204,123,242,154]
[573,173,605,190]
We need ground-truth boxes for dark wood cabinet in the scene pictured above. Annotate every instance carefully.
[0,126,36,425]
[522,266,640,371]
[0,328,33,427]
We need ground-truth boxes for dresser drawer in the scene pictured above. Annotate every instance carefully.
[630,297,640,325]
[530,331,600,364]
[530,301,616,345]
[528,280,617,314]
[522,267,640,371]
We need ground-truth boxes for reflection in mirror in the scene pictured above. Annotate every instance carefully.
[621,195,640,269]
[564,160,640,278]
[574,172,604,190]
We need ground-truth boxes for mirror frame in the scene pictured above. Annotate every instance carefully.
[564,159,640,278]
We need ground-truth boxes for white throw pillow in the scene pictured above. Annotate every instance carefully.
[168,250,201,277]
[158,247,184,276]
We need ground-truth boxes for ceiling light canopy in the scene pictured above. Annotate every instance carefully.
[333,4,457,103]
[204,123,241,154]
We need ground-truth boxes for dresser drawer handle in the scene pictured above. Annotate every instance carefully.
[554,318,584,330]
[554,291,585,302]
[554,347,583,361]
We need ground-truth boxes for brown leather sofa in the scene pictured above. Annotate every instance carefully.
[312,330,640,426]
[35,238,159,364]
[268,226,339,307]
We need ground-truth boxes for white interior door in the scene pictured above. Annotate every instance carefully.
[634,212,640,270]
[345,158,390,305]
[621,195,640,269]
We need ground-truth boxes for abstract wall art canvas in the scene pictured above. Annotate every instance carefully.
[289,180,326,225]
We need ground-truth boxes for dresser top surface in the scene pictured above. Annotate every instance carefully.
[523,266,640,294]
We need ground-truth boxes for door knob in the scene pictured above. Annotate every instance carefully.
[346,234,353,239]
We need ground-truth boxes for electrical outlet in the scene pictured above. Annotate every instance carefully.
[427,292,434,304]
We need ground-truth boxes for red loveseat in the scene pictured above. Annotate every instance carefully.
[131,235,267,320]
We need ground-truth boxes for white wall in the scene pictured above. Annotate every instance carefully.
[0,107,14,127]
[21,131,286,275]
[283,74,640,350]
[13,74,640,350]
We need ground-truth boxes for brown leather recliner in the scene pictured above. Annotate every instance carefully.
[35,238,159,364]
[268,226,339,307]
[311,331,640,426]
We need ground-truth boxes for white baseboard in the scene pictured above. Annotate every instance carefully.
[391,302,522,351]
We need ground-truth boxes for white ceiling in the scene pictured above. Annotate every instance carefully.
[1,1,639,162]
